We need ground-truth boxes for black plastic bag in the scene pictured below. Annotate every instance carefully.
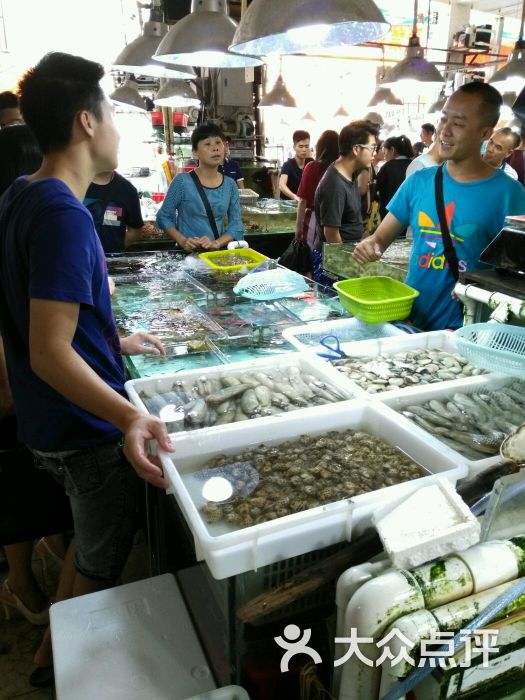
[278,238,313,276]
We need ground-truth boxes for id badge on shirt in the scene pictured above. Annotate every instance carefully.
[103,206,123,227]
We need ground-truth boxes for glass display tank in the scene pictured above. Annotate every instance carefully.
[241,199,297,234]
[323,239,412,282]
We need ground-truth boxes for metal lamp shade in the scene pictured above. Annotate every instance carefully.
[333,104,350,117]
[259,74,296,108]
[427,95,446,114]
[113,22,196,79]
[154,80,201,107]
[368,87,402,106]
[109,79,146,111]
[489,42,525,94]
[381,39,444,87]
[230,0,389,55]
[154,0,262,68]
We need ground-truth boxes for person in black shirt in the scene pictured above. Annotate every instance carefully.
[219,136,244,188]
[84,171,155,253]
[375,135,413,220]
[279,129,313,200]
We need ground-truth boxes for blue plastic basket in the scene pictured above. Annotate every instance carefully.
[454,323,525,378]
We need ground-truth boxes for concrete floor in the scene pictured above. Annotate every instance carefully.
[0,532,150,700]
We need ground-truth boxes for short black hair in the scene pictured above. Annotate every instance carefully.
[293,130,310,144]
[0,124,42,196]
[0,91,19,110]
[455,82,502,128]
[191,123,225,150]
[18,52,105,154]
[421,123,435,135]
[384,135,414,159]
[413,141,425,156]
[339,120,379,157]
[315,129,339,167]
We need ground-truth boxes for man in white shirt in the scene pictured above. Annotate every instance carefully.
[483,127,520,180]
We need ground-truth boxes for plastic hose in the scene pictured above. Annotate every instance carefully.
[379,576,525,700]
[469,492,491,517]
[391,322,420,334]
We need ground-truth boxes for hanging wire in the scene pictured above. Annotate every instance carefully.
[519,0,525,42]
[412,0,418,38]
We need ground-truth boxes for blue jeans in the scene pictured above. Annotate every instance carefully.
[32,442,139,581]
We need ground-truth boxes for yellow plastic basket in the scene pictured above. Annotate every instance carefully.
[199,248,268,272]
[333,276,419,324]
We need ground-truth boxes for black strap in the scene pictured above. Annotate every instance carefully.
[189,170,220,240]
[434,164,459,282]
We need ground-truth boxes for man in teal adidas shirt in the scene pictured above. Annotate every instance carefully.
[354,82,525,331]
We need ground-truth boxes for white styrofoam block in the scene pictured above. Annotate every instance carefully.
[373,478,481,569]
[159,401,467,579]
[379,374,516,479]
[125,352,355,433]
[50,574,215,700]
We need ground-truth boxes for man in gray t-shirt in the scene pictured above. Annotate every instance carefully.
[314,120,379,250]
[311,120,378,283]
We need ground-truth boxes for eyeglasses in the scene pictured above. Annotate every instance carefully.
[358,143,378,153]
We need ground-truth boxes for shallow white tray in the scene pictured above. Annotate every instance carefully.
[380,374,519,481]
[159,401,467,579]
[282,317,405,353]
[125,352,354,435]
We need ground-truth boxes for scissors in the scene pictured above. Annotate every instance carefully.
[317,334,347,360]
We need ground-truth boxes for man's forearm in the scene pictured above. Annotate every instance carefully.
[30,340,139,434]
[370,212,404,251]
[324,226,343,244]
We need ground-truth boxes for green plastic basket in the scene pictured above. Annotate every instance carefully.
[454,323,525,378]
[333,276,419,324]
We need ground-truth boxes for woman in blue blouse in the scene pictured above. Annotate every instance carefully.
[157,124,244,252]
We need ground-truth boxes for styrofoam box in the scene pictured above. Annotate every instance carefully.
[309,330,495,399]
[282,317,405,353]
[125,352,355,434]
[182,687,250,700]
[158,401,467,579]
[380,374,518,482]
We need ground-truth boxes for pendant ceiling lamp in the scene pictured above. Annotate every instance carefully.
[229,0,389,56]
[109,77,146,111]
[259,68,296,109]
[333,104,350,118]
[301,111,316,121]
[154,0,262,69]
[154,79,201,107]
[489,0,525,93]
[113,1,195,79]
[427,89,446,114]
[381,0,443,88]
[368,87,402,106]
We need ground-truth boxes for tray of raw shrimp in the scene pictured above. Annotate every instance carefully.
[380,374,525,480]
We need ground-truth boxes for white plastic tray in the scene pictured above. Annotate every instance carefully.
[159,401,467,579]
[312,330,491,399]
[282,317,405,353]
[124,352,354,434]
[380,374,519,481]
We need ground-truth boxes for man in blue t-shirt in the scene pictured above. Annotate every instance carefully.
[354,82,525,331]
[0,52,174,681]
[218,136,244,189]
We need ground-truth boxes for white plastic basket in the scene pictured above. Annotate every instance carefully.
[124,352,353,435]
[282,317,405,353]
[314,330,491,399]
[379,374,521,481]
[454,323,525,379]
[159,401,467,578]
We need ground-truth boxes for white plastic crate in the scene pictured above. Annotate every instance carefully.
[159,401,467,579]
[380,374,521,481]
[312,330,492,399]
[124,352,355,435]
[282,317,405,353]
